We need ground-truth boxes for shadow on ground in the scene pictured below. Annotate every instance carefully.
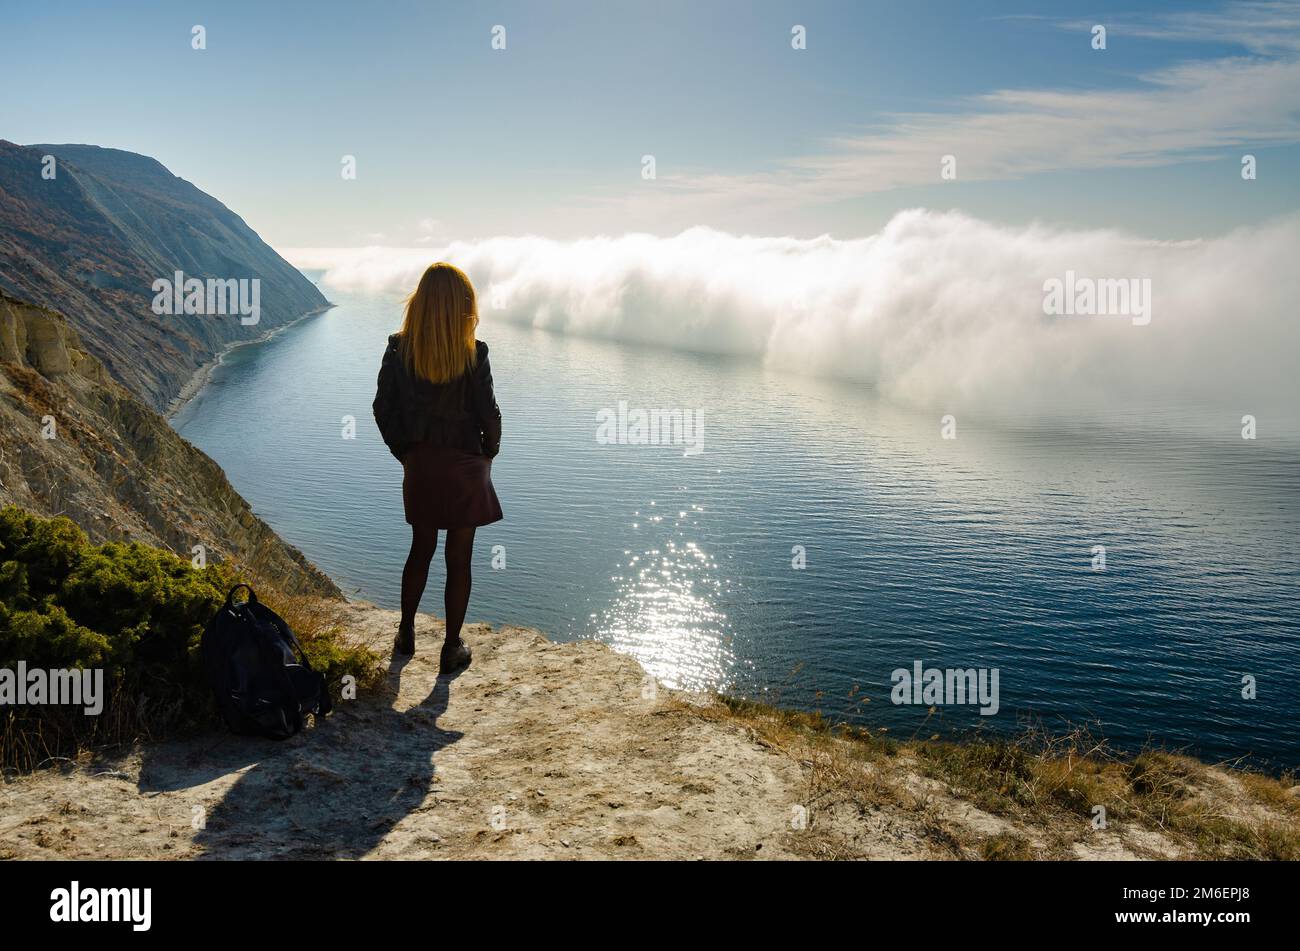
[137,652,463,859]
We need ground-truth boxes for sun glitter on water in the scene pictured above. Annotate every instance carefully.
[592,502,737,692]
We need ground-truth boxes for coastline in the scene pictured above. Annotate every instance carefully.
[165,303,335,420]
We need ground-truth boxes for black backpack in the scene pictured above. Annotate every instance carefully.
[201,584,332,739]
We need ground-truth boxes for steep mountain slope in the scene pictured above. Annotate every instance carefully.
[0,140,329,410]
[0,290,337,596]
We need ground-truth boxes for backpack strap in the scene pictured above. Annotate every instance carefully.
[224,583,258,609]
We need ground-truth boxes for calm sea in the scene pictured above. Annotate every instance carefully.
[173,285,1300,768]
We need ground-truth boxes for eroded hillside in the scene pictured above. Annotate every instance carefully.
[0,292,336,595]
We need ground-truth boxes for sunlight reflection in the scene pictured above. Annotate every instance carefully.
[592,505,735,692]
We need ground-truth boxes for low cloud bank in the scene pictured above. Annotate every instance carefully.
[284,209,1300,412]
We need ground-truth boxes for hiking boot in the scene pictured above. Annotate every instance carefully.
[440,637,471,675]
[394,623,416,656]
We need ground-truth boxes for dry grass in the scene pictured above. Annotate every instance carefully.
[1,679,152,774]
[694,694,1300,860]
[1117,752,1300,860]
[980,832,1035,860]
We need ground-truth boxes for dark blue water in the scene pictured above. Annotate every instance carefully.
[173,286,1300,769]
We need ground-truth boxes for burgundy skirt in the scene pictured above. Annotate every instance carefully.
[402,443,503,529]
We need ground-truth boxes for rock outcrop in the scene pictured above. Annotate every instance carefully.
[0,291,337,596]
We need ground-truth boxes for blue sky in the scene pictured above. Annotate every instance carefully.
[3,0,1298,246]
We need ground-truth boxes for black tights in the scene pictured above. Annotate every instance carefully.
[400,525,476,644]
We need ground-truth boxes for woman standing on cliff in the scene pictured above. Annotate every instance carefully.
[373,263,502,674]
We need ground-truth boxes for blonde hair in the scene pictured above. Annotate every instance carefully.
[398,263,479,383]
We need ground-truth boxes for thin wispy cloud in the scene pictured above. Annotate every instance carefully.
[1072,0,1300,54]
[574,1,1300,229]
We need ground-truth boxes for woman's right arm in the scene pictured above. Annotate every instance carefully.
[372,344,408,461]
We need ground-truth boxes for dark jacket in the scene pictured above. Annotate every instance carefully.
[372,336,502,462]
